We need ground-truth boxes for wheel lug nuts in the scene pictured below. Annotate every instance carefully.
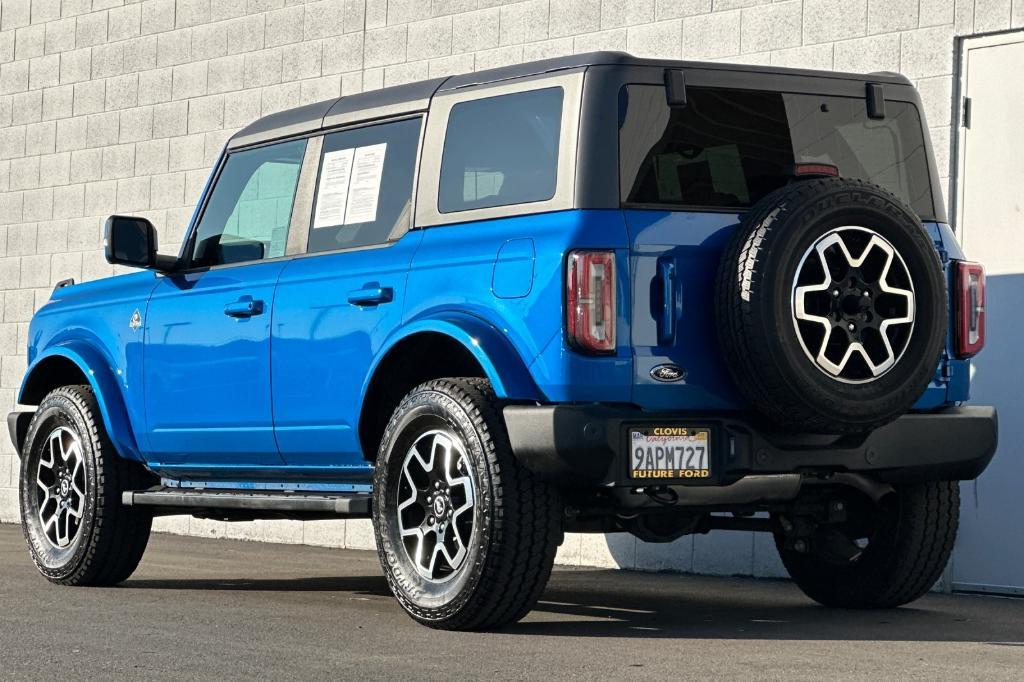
[428,516,434,524]
[848,323,855,331]
[435,482,440,489]
[832,290,840,297]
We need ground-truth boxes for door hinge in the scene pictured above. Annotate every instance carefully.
[962,96,972,128]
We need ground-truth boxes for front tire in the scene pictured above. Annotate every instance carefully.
[373,378,563,630]
[20,385,154,586]
[776,481,959,609]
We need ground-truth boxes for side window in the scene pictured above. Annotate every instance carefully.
[192,139,306,268]
[438,87,563,213]
[308,117,421,253]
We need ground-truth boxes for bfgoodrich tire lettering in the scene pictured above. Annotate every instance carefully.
[20,385,154,586]
[715,178,947,434]
[373,378,563,630]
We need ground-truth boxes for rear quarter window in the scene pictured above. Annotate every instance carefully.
[619,85,934,217]
[438,87,563,213]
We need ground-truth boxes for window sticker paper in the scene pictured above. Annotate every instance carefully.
[344,142,387,225]
[312,148,355,229]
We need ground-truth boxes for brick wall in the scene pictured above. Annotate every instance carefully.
[0,0,1021,575]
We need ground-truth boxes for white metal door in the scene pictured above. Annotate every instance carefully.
[951,31,1024,594]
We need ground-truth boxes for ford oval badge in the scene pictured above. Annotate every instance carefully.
[650,364,685,383]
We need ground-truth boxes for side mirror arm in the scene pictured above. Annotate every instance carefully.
[153,253,178,273]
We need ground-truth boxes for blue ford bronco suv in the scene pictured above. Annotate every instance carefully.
[11,53,996,630]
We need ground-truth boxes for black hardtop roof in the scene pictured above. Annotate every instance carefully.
[227,51,913,150]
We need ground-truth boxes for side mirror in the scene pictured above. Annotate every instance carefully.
[104,215,174,272]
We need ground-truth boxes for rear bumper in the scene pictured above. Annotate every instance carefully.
[502,405,998,487]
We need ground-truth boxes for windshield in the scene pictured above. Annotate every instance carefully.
[619,85,934,217]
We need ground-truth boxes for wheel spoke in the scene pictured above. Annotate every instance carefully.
[794,243,835,369]
[409,438,434,476]
[67,494,84,519]
[443,452,474,496]
[438,535,465,573]
[56,507,70,547]
[42,435,57,467]
[430,433,452,474]
[411,529,426,569]
[397,468,419,516]
[397,438,432,531]
[426,541,442,576]
[39,503,57,533]
[54,429,67,461]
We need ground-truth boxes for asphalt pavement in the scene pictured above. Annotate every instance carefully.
[1,523,1022,680]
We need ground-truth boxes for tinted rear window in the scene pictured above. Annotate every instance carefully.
[619,85,933,216]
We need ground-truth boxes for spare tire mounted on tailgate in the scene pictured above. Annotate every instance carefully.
[715,177,946,434]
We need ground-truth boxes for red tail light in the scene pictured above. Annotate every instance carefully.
[955,261,985,358]
[791,162,839,177]
[566,250,616,354]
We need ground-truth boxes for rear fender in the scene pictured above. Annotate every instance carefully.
[18,344,143,461]
[367,312,544,403]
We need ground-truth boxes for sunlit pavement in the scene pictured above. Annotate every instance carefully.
[1,524,1022,680]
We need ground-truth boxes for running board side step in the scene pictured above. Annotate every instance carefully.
[122,487,372,519]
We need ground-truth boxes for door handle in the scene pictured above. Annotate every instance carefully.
[657,258,677,346]
[347,286,393,306]
[224,299,264,318]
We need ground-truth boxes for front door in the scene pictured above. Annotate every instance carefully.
[272,117,423,475]
[143,138,308,469]
[951,31,1024,594]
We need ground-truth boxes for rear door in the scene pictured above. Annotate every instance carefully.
[271,117,423,472]
[617,77,940,411]
[143,139,307,468]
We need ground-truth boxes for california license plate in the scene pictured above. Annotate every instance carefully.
[629,427,711,480]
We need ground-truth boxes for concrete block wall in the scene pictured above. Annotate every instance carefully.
[0,0,1020,576]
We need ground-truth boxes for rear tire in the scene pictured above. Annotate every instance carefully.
[372,378,563,630]
[19,385,154,586]
[776,481,959,609]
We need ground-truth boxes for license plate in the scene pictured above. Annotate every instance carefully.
[629,427,711,480]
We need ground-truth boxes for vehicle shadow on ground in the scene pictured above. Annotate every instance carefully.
[511,570,1024,642]
[123,569,1024,643]
[124,575,393,596]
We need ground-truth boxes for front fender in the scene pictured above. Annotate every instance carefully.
[369,312,545,402]
[19,343,143,462]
